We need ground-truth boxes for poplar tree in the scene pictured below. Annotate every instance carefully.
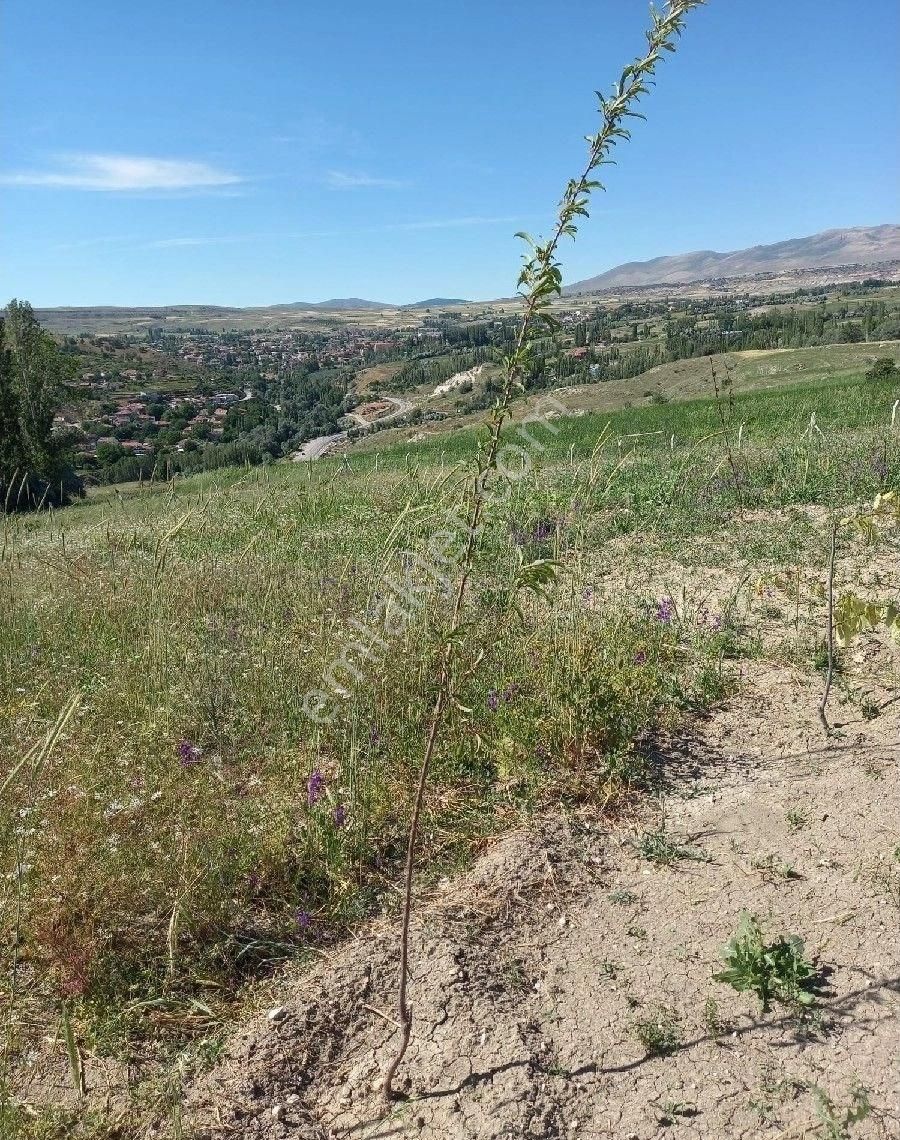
[0,300,82,510]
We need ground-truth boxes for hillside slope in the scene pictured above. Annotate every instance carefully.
[181,630,900,1139]
[565,225,900,292]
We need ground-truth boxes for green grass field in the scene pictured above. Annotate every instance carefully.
[1,363,898,1137]
[358,341,900,449]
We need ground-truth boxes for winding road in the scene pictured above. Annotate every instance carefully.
[290,396,414,462]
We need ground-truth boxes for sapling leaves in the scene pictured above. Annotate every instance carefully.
[515,555,563,597]
[382,0,707,1102]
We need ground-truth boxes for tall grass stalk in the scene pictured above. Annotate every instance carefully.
[0,691,81,799]
[61,1003,85,1100]
[380,0,707,1103]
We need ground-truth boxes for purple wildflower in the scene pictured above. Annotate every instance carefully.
[295,909,312,930]
[502,683,521,704]
[654,598,675,625]
[487,690,500,712]
[634,650,647,665]
[368,725,381,747]
[307,768,326,807]
[177,739,202,766]
[582,586,594,603]
[531,518,557,543]
[698,609,724,632]
[871,451,888,482]
[511,517,560,547]
[333,804,347,829]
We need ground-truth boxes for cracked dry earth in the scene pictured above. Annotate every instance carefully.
[180,661,900,1140]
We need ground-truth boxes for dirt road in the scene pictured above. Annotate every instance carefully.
[291,397,413,461]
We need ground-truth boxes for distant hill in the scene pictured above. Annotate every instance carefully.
[311,298,394,311]
[564,225,900,293]
[268,298,395,311]
[307,297,468,310]
[33,296,474,331]
[402,298,469,309]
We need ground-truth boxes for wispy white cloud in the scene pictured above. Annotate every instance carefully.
[52,217,521,257]
[147,237,222,248]
[325,170,407,190]
[1,153,242,192]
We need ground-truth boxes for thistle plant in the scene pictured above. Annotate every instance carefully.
[381,0,707,1103]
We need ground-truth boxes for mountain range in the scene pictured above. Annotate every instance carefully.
[255,225,900,305]
[271,296,470,311]
[31,226,899,330]
[563,224,900,294]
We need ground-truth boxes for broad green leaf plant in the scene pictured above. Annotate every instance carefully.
[715,911,817,1013]
[836,491,900,646]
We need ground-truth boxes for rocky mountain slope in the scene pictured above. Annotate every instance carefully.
[565,224,900,293]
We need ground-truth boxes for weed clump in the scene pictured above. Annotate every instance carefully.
[635,828,707,867]
[812,1080,872,1139]
[715,911,818,1012]
[632,1005,682,1056]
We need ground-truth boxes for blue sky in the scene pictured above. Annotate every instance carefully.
[2,0,898,306]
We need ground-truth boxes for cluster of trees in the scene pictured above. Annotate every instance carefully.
[92,440,269,485]
[866,356,898,382]
[431,320,495,349]
[511,339,666,392]
[385,347,493,392]
[1,300,83,510]
[229,365,348,458]
[662,301,900,358]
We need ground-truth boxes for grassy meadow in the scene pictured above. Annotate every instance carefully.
[356,340,900,448]
[1,365,898,1136]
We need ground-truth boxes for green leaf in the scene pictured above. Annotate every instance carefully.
[515,555,563,595]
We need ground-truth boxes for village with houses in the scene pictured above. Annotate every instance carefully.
[48,319,426,479]
[38,269,900,486]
